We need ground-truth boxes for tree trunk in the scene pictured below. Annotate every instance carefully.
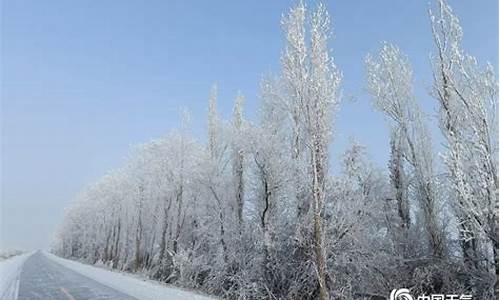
[260,174,272,277]
[159,198,173,261]
[103,228,112,262]
[135,221,142,271]
[312,145,329,300]
[235,152,244,231]
[173,187,183,254]
[113,221,121,268]
[210,186,228,264]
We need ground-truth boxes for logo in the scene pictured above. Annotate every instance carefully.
[389,289,473,300]
[390,289,414,300]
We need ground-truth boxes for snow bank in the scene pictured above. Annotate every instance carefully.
[45,253,216,300]
[0,250,24,261]
[0,252,32,300]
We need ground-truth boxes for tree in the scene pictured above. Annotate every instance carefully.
[429,0,498,276]
[281,3,341,298]
[231,92,245,230]
[366,42,444,258]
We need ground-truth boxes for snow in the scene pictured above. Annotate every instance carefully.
[0,252,32,300]
[0,250,24,261]
[45,252,216,300]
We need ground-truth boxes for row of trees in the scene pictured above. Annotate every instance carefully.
[52,1,498,299]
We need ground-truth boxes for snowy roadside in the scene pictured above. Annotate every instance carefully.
[45,252,217,300]
[0,252,32,300]
[0,250,24,261]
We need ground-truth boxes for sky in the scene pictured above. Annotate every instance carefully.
[1,0,498,250]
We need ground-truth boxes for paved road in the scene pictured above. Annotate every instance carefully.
[17,252,138,300]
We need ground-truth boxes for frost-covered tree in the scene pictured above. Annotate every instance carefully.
[429,0,498,279]
[325,142,390,299]
[281,3,341,299]
[366,43,445,258]
[231,92,245,230]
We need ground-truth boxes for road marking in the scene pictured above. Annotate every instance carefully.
[60,287,76,300]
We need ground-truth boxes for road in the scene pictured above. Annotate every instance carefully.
[17,252,138,300]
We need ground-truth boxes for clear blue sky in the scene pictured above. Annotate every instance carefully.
[2,1,498,250]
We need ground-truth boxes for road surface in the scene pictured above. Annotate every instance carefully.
[17,252,138,300]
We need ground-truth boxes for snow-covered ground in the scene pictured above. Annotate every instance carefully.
[0,250,24,261]
[45,252,216,300]
[0,252,32,300]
